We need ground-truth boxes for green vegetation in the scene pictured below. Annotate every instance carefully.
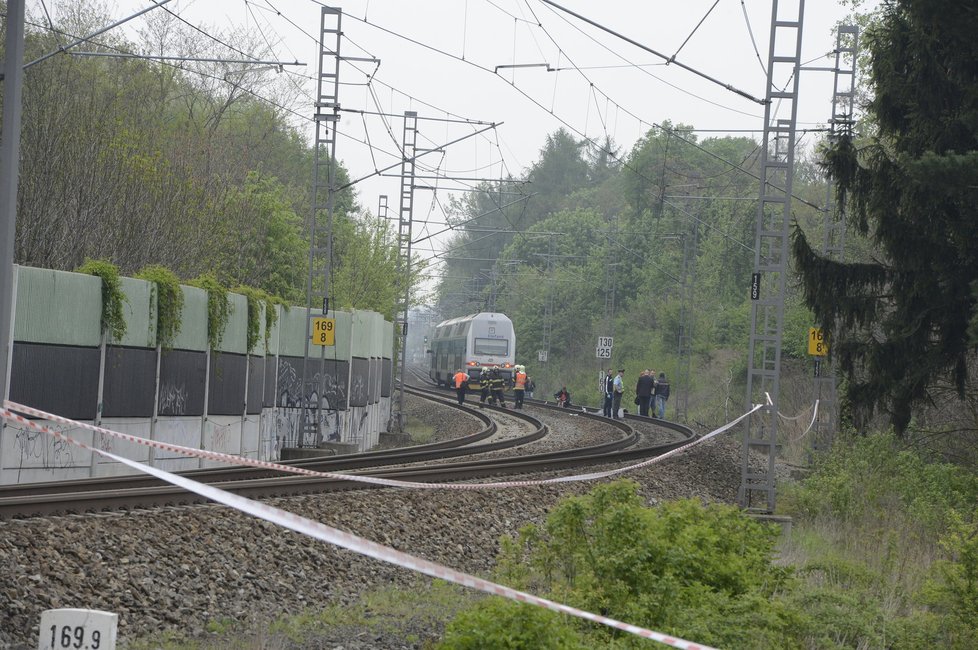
[432,458,978,649]
[442,480,804,649]
[188,273,232,351]
[76,259,128,341]
[127,580,473,650]
[793,0,978,434]
[14,1,408,322]
[778,433,978,648]
[403,418,436,445]
[439,598,586,650]
[232,285,284,354]
[435,118,821,420]
[119,444,978,649]
[136,264,184,349]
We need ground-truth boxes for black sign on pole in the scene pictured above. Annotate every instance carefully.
[750,272,761,300]
[322,296,329,315]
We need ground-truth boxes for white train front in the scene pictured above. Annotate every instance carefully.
[428,312,516,389]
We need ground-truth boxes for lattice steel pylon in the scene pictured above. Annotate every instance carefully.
[393,111,419,432]
[676,219,697,423]
[539,234,556,364]
[603,215,618,357]
[299,6,342,448]
[738,0,806,513]
[813,24,859,455]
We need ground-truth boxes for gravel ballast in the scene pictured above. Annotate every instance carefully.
[0,396,773,649]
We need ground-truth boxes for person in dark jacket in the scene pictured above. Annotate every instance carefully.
[654,372,670,419]
[478,368,491,408]
[602,369,614,418]
[489,368,507,407]
[635,369,655,417]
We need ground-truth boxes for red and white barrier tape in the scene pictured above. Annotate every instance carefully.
[0,406,716,650]
[4,399,761,490]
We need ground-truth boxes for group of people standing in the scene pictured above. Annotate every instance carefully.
[603,368,670,419]
[451,365,533,410]
[450,364,669,420]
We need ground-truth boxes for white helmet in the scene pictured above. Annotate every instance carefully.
[516,365,525,372]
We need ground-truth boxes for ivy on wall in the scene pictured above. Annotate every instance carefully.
[76,259,127,341]
[135,264,184,350]
[233,286,289,353]
[188,273,231,351]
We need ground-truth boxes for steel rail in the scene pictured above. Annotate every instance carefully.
[0,385,692,519]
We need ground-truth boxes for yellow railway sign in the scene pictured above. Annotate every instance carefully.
[808,327,828,356]
[311,317,335,346]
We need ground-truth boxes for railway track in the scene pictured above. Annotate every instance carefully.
[0,382,695,519]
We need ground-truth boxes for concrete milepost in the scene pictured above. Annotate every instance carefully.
[38,609,117,650]
[596,336,613,360]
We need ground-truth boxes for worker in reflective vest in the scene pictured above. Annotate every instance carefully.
[453,368,469,405]
[489,368,507,408]
[513,365,527,409]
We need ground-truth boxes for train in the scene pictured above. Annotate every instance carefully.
[428,312,516,390]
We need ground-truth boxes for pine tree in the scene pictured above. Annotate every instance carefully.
[792,0,978,434]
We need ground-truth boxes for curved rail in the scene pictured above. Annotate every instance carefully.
[0,384,695,519]
[0,386,526,498]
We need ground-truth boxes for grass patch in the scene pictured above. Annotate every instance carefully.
[774,431,978,647]
[127,580,476,649]
[404,418,436,444]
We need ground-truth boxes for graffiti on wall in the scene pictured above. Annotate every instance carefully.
[12,421,77,470]
[348,408,370,447]
[350,375,367,406]
[95,429,113,454]
[211,421,230,451]
[272,359,348,447]
[258,412,281,460]
[159,381,188,416]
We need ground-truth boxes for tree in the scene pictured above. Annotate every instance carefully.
[792,0,978,434]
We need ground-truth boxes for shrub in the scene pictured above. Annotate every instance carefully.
[437,597,586,650]
[779,432,978,536]
[919,510,978,646]
[487,480,804,647]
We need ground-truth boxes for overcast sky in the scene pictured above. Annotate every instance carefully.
[63,0,871,274]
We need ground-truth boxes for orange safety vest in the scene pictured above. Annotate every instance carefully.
[514,371,527,390]
[454,371,469,389]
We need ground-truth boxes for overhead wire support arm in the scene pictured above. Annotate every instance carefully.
[336,122,500,191]
[68,52,305,67]
[337,108,496,126]
[538,0,768,105]
[375,174,527,183]
[23,0,174,70]
[494,63,555,73]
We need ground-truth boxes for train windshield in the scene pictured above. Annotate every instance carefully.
[473,338,509,356]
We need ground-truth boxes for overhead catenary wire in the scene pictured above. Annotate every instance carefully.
[538,0,767,105]
[670,0,721,61]
[36,1,837,296]
[739,0,769,77]
[334,2,780,210]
